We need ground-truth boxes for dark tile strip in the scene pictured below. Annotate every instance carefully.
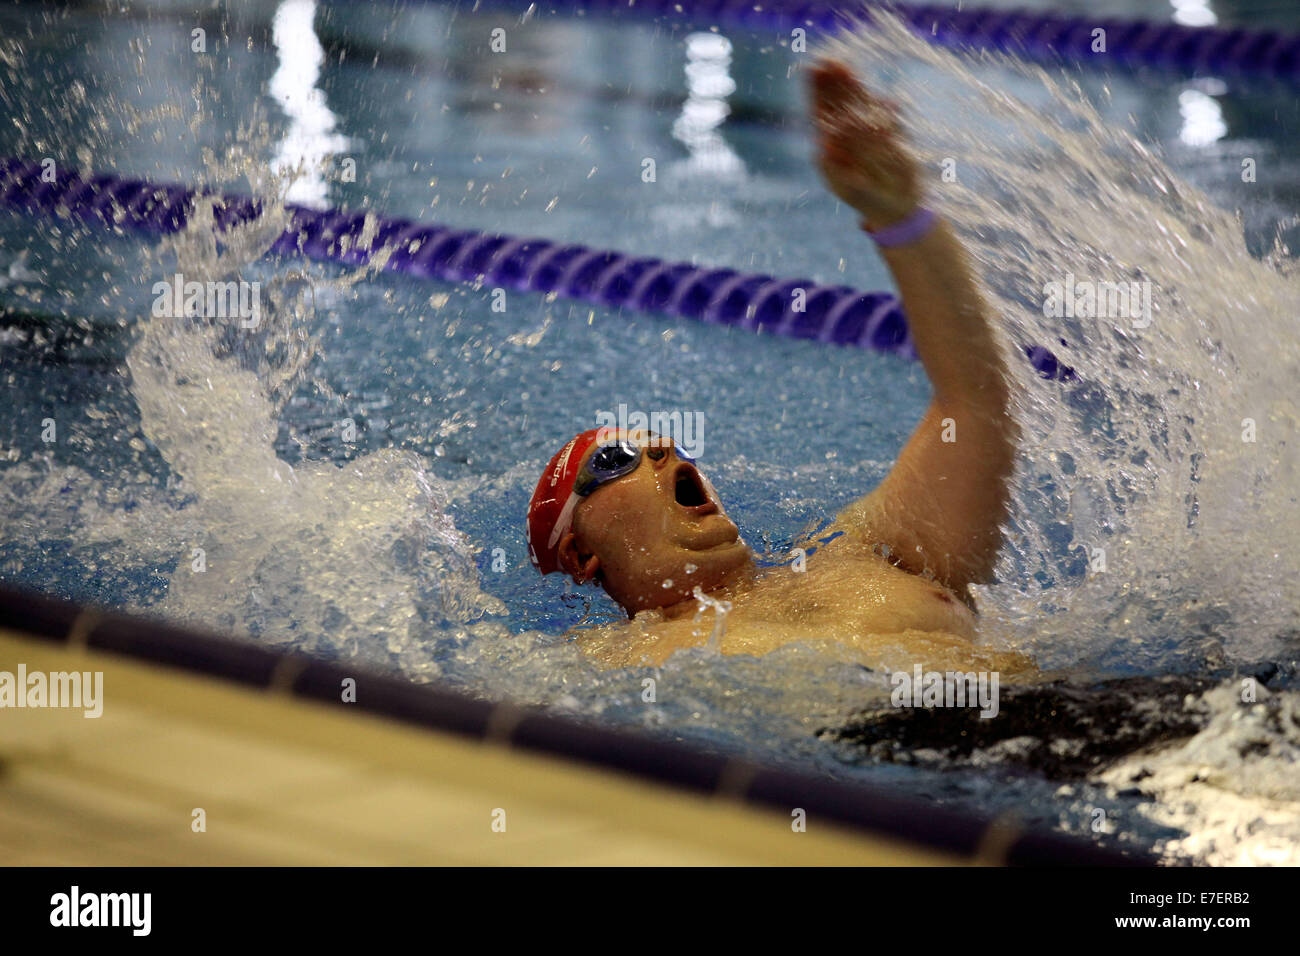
[0,586,82,644]
[88,612,286,688]
[0,583,1149,864]
[293,660,496,740]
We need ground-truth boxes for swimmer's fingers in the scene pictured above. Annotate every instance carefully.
[809,60,918,223]
[809,58,901,140]
[809,59,860,122]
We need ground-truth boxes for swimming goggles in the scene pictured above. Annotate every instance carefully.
[547,436,696,551]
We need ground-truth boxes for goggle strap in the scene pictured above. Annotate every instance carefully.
[547,491,582,553]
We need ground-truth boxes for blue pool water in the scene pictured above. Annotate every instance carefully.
[3,0,1300,863]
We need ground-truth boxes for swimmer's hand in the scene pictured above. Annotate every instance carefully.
[809,59,921,231]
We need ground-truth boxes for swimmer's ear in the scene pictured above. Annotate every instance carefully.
[557,532,601,585]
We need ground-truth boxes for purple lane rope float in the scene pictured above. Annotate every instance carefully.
[0,158,1073,379]
[438,0,1300,82]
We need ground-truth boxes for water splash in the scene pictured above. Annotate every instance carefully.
[691,584,732,651]
[813,13,1300,863]
[1099,679,1300,865]
[823,14,1300,671]
[131,184,503,669]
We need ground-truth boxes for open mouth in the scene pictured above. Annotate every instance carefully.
[673,464,716,514]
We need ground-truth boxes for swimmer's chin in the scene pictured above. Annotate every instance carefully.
[703,544,752,574]
[677,536,753,582]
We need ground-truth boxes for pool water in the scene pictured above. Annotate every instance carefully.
[2,0,1299,864]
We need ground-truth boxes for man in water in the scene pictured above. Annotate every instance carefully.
[526,60,1026,672]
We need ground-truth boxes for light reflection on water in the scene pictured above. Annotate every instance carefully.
[269,0,351,207]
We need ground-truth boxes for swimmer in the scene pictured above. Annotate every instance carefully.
[527,59,1029,674]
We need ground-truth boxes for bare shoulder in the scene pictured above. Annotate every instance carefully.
[571,544,1034,672]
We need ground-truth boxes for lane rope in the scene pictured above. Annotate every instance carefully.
[0,158,1073,378]
[439,0,1300,81]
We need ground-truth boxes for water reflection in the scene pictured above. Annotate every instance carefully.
[269,0,350,206]
[671,32,743,177]
[1169,0,1217,28]
[1178,87,1227,147]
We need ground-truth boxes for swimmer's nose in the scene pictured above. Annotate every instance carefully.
[645,437,675,467]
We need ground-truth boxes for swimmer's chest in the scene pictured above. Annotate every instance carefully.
[734,549,975,639]
[597,549,976,667]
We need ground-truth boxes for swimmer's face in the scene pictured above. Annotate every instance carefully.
[560,431,751,614]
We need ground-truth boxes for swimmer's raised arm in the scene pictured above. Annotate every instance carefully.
[810,60,1017,596]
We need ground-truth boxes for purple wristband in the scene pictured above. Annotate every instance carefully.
[862,206,937,247]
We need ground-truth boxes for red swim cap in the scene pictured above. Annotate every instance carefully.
[526,429,603,574]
